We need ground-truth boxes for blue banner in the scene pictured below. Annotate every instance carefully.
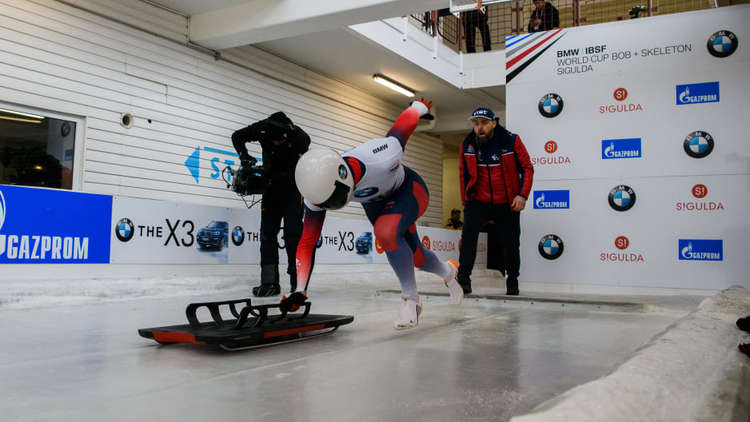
[601,138,642,160]
[678,239,723,261]
[0,185,112,263]
[676,82,720,105]
[533,190,570,209]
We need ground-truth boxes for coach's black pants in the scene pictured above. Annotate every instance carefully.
[457,201,520,288]
[260,190,303,287]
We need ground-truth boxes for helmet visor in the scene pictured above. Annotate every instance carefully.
[317,181,351,210]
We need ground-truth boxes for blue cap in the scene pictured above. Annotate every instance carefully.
[469,107,495,121]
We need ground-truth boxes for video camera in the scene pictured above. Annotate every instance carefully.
[222,156,267,207]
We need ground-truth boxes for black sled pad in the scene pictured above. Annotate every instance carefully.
[138,298,353,351]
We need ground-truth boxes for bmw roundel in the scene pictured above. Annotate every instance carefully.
[707,30,738,58]
[683,130,714,158]
[608,185,636,212]
[115,218,135,242]
[354,187,379,198]
[231,226,245,246]
[338,164,348,180]
[538,234,564,260]
[538,93,564,118]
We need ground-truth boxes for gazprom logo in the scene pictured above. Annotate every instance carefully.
[679,239,723,261]
[533,190,570,209]
[0,190,5,232]
[676,82,719,105]
[602,138,641,159]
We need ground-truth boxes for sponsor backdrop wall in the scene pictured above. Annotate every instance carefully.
[0,184,485,267]
[506,5,749,289]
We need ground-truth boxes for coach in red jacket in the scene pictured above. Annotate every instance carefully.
[458,108,534,295]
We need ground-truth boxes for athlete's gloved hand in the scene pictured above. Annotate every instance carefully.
[280,291,308,313]
[411,97,435,121]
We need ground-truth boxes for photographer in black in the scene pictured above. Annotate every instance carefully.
[231,112,310,297]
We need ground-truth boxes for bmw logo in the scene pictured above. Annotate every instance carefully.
[338,164,348,180]
[707,30,737,58]
[683,130,714,159]
[538,93,564,118]
[115,218,134,242]
[608,185,636,212]
[231,226,245,246]
[354,187,379,198]
[538,234,564,260]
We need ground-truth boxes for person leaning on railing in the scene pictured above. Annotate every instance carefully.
[528,0,560,32]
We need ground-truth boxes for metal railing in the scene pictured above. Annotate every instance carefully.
[412,0,716,53]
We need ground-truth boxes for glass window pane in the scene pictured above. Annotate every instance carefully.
[0,108,76,190]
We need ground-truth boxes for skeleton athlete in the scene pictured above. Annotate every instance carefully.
[281,99,464,329]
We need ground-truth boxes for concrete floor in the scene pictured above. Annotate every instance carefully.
[0,280,687,422]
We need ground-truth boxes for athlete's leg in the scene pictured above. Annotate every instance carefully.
[365,167,452,301]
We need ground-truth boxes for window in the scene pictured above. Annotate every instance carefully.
[0,107,78,190]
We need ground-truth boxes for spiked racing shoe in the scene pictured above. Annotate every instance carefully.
[394,298,422,330]
[444,260,464,305]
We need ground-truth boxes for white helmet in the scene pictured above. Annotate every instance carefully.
[295,148,353,210]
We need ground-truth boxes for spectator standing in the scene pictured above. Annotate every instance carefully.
[528,0,560,32]
[457,108,533,295]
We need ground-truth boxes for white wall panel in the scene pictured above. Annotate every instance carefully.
[0,0,445,226]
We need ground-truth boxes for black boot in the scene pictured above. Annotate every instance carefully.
[506,277,519,296]
[289,271,297,293]
[457,274,472,295]
[254,264,281,297]
[252,284,280,297]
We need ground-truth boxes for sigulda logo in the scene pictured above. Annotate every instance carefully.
[531,140,572,166]
[600,87,643,114]
[675,184,724,212]
[600,235,645,263]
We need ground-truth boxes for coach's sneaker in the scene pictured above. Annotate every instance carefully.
[444,260,464,305]
[394,298,422,330]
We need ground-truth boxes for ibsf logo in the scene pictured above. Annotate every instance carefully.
[231,226,245,246]
[602,138,642,159]
[538,234,564,260]
[531,140,572,166]
[683,131,714,158]
[676,82,719,105]
[115,218,135,242]
[707,30,737,58]
[679,239,723,261]
[675,184,724,212]
[608,185,636,212]
[600,88,643,114]
[533,190,570,209]
[538,93,564,118]
[0,190,5,233]
[601,235,645,263]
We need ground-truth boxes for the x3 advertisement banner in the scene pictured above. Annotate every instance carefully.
[0,184,483,267]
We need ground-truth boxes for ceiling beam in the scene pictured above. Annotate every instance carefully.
[189,0,447,49]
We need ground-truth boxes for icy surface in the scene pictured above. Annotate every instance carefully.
[0,270,688,421]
